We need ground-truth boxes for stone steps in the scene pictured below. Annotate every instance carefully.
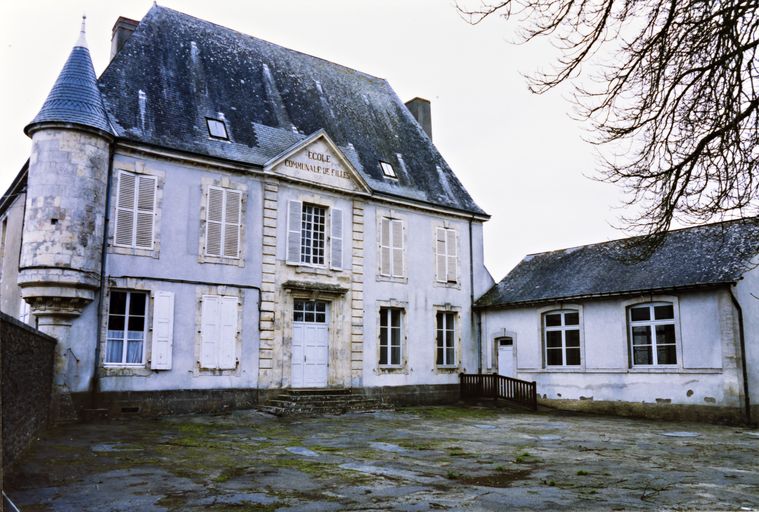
[260,389,389,416]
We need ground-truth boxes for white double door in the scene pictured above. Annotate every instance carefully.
[291,301,329,388]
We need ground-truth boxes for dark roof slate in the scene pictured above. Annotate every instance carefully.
[477,219,759,308]
[97,6,485,215]
[26,44,113,136]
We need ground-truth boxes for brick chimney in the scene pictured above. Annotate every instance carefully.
[404,97,432,140]
[110,17,139,60]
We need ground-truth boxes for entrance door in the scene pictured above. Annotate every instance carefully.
[496,337,515,377]
[291,300,329,388]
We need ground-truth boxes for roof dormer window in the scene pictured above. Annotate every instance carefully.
[206,118,229,140]
[379,161,397,179]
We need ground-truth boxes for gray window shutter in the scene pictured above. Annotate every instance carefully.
[223,190,242,258]
[331,208,343,270]
[446,229,457,283]
[206,187,224,257]
[115,172,136,247]
[150,291,174,370]
[391,219,404,277]
[379,217,391,276]
[135,175,156,249]
[435,227,447,283]
[286,200,302,264]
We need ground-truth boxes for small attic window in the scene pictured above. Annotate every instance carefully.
[379,161,397,179]
[206,118,229,140]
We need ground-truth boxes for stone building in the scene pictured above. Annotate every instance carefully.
[0,7,493,415]
[477,220,759,423]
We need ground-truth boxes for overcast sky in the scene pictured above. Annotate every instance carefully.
[0,0,627,280]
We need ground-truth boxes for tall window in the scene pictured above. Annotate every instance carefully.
[114,171,157,249]
[300,203,326,265]
[435,227,458,284]
[629,302,677,366]
[436,311,456,366]
[106,291,147,365]
[544,310,581,366]
[379,217,404,278]
[205,186,242,258]
[379,308,402,366]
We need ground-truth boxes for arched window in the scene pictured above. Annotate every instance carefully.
[543,310,581,366]
[628,302,677,366]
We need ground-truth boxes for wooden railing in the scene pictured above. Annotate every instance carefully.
[460,373,538,410]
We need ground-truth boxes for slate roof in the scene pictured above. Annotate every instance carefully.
[476,218,759,308]
[96,6,485,215]
[25,39,113,136]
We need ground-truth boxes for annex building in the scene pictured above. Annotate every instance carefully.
[0,6,493,416]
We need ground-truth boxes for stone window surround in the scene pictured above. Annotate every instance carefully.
[536,303,585,372]
[433,304,462,373]
[285,191,348,274]
[432,220,461,289]
[108,160,164,259]
[376,208,408,284]
[197,176,248,267]
[193,285,245,377]
[374,299,409,374]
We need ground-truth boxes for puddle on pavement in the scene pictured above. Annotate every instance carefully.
[455,469,531,488]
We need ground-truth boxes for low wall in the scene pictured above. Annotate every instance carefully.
[1,312,56,478]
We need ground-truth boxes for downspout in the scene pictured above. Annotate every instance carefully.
[90,144,115,408]
[729,287,752,426]
[469,217,481,373]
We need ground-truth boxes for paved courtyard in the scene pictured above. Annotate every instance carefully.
[6,405,759,511]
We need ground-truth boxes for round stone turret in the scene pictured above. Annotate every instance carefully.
[18,19,113,381]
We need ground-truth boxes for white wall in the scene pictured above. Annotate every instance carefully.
[735,262,759,413]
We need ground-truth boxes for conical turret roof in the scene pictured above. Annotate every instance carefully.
[25,19,113,137]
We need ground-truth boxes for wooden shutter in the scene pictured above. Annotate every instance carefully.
[205,187,223,256]
[330,208,343,270]
[114,172,136,246]
[435,227,447,283]
[445,229,457,283]
[286,200,302,264]
[200,295,220,368]
[379,217,391,276]
[150,291,174,370]
[391,219,404,277]
[218,296,238,370]
[135,175,156,249]
[223,190,242,258]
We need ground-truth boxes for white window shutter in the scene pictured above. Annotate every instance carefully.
[150,291,174,370]
[200,295,220,368]
[391,219,404,277]
[379,217,391,276]
[435,227,447,283]
[330,208,343,270]
[223,190,242,258]
[205,187,223,256]
[218,296,238,370]
[115,172,136,246]
[135,175,156,249]
[286,200,302,264]
[446,229,457,283]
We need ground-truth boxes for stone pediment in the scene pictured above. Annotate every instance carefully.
[264,130,370,194]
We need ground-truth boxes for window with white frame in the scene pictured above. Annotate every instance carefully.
[18,298,31,326]
[286,201,343,269]
[436,311,456,366]
[543,310,581,367]
[628,302,677,366]
[200,294,239,370]
[435,227,458,284]
[379,161,397,179]
[205,186,242,258]
[206,118,229,140]
[379,217,404,278]
[114,171,157,249]
[106,291,148,365]
[379,307,403,366]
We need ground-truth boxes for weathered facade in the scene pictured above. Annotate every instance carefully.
[0,7,492,415]
[477,220,759,423]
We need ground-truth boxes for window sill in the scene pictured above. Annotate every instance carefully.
[109,244,160,259]
[434,366,460,374]
[198,254,245,267]
[376,275,408,284]
[100,365,152,377]
[433,281,461,290]
[375,366,408,375]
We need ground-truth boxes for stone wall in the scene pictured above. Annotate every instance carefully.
[1,311,56,474]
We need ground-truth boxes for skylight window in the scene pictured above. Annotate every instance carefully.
[206,118,229,140]
[379,161,397,179]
